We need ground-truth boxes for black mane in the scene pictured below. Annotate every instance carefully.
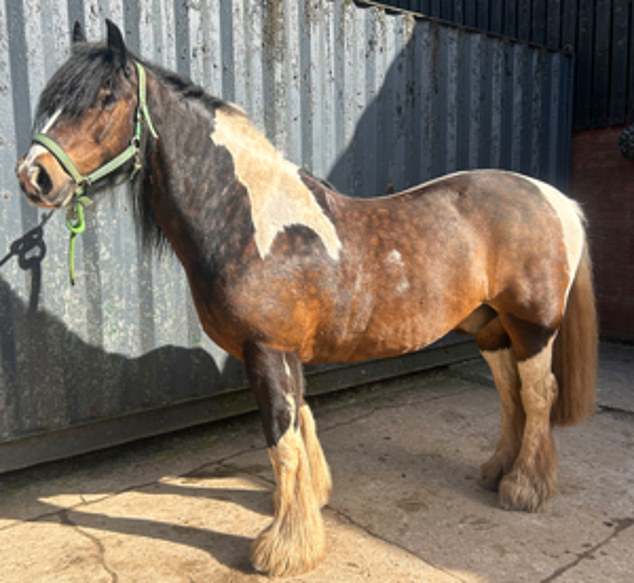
[144,61,229,112]
[137,58,234,253]
[37,43,231,127]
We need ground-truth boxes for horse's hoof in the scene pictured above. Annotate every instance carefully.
[251,496,326,577]
[479,456,506,491]
[480,449,517,492]
[251,521,325,577]
[498,467,555,512]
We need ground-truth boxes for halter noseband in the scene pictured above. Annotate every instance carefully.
[31,61,158,285]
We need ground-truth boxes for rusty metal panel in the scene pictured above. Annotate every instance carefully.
[0,0,573,466]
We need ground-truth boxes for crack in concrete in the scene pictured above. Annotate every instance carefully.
[598,405,634,417]
[540,517,634,582]
[327,504,468,583]
[319,387,474,434]
[59,509,119,583]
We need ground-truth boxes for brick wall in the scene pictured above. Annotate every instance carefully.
[570,127,634,341]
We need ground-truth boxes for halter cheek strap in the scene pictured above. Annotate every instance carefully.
[31,62,158,285]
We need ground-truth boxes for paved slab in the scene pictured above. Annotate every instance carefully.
[0,352,632,582]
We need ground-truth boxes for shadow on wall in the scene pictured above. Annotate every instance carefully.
[0,227,245,441]
[325,14,570,196]
[325,24,425,196]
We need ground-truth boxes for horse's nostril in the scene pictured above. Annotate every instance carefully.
[34,164,52,195]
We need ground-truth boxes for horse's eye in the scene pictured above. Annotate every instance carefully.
[100,91,116,109]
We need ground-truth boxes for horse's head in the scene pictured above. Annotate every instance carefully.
[16,20,141,208]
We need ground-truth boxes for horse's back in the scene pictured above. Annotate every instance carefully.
[354,169,585,291]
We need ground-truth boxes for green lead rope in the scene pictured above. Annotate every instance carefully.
[32,62,158,285]
[66,195,91,286]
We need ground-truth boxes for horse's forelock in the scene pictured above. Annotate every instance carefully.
[35,44,123,129]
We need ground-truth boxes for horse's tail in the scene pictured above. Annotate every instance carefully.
[551,240,598,426]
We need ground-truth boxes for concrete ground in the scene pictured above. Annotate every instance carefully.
[1,343,632,582]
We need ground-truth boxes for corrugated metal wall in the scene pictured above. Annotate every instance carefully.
[0,1,573,462]
[375,0,634,129]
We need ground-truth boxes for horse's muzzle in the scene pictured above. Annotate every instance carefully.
[16,151,72,208]
[17,158,51,198]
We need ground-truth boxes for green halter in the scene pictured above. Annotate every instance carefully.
[31,62,158,285]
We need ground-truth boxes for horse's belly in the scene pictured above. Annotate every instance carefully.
[362,315,449,358]
[310,303,460,364]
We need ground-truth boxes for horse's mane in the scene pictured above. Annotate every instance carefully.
[131,57,238,254]
[37,43,235,125]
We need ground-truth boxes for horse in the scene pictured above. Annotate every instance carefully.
[16,20,597,577]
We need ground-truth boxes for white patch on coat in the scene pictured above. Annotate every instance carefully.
[515,174,585,301]
[210,109,342,261]
[481,348,517,390]
[516,337,556,391]
[386,249,403,266]
[386,249,410,293]
[283,355,291,378]
[18,109,63,175]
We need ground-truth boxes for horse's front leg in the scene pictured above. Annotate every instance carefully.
[283,352,332,507]
[244,343,326,577]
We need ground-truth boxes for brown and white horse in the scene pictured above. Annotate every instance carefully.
[16,21,597,577]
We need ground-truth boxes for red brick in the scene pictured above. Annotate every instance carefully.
[571,127,634,340]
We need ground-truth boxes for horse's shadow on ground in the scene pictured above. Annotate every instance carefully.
[58,509,255,574]
[26,491,262,574]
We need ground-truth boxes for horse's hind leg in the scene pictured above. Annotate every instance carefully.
[498,319,559,512]
[475,317,525,491]
[244,343,325,576]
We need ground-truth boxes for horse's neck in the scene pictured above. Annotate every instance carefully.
[141,79,236,273]
[142,76,326,271]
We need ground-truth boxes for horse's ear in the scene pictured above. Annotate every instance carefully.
[72,21,85,44]
[105,19,127,67]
